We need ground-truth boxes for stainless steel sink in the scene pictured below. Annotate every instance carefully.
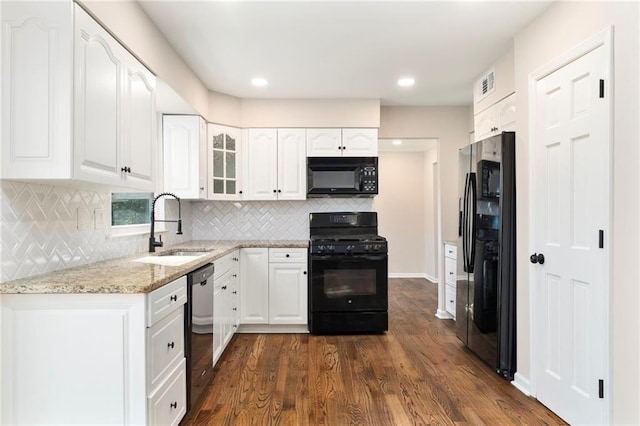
[159,251,210,257]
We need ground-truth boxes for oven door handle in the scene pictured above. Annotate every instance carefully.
[311,254,388,261]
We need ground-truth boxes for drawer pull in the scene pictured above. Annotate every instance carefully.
[170,401,177,409]
[170,295,177,302]
[232,274,237,278]
[450,300,454,303]
[222,285,227,290]
[232,291,237,294]
[449,272,454,275]
[168,341,175,349]
[233,307,237,311]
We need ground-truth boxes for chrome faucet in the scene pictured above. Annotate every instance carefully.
[149,192,182,252]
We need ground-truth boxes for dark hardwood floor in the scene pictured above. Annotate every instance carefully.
[184,278,566,425]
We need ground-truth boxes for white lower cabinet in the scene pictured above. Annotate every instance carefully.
[444,243,457,319]
[0,276,187,425]
[213,250,240,366]
[240,247,308,332]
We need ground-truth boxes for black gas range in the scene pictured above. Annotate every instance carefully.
[308,212,389,334]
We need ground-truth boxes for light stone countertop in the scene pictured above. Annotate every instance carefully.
[0,240,308,295]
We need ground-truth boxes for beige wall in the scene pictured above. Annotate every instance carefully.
[375,152,426,277]
[473,48,515,115]
[78,0,210,118]
[379,106,471,314]
[239,99,380,128]
[514,2,639,423]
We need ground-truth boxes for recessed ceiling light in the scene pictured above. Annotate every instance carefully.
[251,77,268,87]
[392,139,403,145]
[397,77,415,87]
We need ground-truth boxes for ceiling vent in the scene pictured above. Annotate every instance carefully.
[476,68,495,101]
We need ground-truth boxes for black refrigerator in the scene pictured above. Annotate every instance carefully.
[456,131,516,379]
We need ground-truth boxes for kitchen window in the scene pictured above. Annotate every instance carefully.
[110,193,163,236]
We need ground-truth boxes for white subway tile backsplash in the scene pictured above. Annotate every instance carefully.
[192,198,373,240]
[0,181,191,284]
[0,178,372,284]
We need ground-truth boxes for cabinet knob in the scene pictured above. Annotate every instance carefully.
[168,341,175,349]
[233,307,237,311]
[303,271,307,275]
[449,272,454,275]
[200,187,205,190]
[170,402,177,409]
[278,189,281,193]
[232,274,237,278]
[232,291,237,294]
[222,285,227,290]
[285,254,290,258]
[170,295,177,302]
[239,190,243,194]
[273,189,277,193]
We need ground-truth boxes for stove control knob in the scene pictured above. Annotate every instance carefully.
[364,245,371,251]
[373,244,380,251]
[346,244,354,252]
[316,245,325,253]
[327,245,335,252]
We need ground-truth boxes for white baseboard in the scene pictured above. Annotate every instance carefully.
[388,273,428,279]
[512,372,532,397]
[237,324,309,333]
[435,309,454,320]
[425,273,437,283]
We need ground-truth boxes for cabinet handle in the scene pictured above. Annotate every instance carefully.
[303,271,307,275]
[285,254,290,258]
[449,272,454,275]
[232,291,237,294]
[273,189,277,193]
[200,187,205,190]
[170,295,177,302]
[120,166,131,173]
[233,307,237,311]
[278,189,281,193]
[239,190,243,194]
[232,274,237,278]
[170,402,177,409]
[168,341,175,349]
[222,285,227,290]
[450,300,454,303]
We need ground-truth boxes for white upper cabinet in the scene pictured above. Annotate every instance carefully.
[306,128,378,157]
[473,93,516,142]
[341,128,378,157]
[163,115,206,199]
[277,129,307,200]
[208,124,243,200]
[1,3,157,190]
[306,128,342,156]
[244,128,306,200]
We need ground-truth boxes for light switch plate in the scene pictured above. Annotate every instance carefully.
[94,208,105,230]
[77,208,91,231]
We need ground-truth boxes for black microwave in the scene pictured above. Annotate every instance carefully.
[307,157,378,197]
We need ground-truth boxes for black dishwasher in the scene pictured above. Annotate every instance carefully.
[185,263,214,412]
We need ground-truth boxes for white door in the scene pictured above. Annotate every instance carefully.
[533,43,610,425]
[277,128,307,200]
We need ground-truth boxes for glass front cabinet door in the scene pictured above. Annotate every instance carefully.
[207,124,243,200]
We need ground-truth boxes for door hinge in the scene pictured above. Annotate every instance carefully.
[599,379,604,398]
[599,80,605,98]
[599,230,604,248]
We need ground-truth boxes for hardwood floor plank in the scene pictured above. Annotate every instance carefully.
[183,278,566,425]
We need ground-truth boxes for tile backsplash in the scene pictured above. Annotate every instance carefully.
[192,198,373,240]
[0,179,372,284]
[0,181,191,284]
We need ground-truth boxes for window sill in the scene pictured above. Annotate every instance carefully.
[109,224,167,239]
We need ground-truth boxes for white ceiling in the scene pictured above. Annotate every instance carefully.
[138,1,552,106]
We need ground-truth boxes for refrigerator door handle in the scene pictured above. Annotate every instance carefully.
[469,172,477,270]
[462,173,470,270]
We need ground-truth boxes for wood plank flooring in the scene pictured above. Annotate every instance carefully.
[183,278,566,425]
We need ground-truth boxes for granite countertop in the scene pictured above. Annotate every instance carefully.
[0,240,308,295]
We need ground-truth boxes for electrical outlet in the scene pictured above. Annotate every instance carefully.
[77,208,91,231]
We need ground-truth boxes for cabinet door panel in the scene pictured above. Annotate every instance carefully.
[208,124,243,200]
[239,248,269,324]
[163,115,201,199]
[277,128,306,200]
[123,61,155,191]
[268,263,307,325]
[74,7,122,184]
[473,105,497,142]
[245,129,278,200]
[342,128,378,157]
[1,2,73,179]
[306,128,342,157]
